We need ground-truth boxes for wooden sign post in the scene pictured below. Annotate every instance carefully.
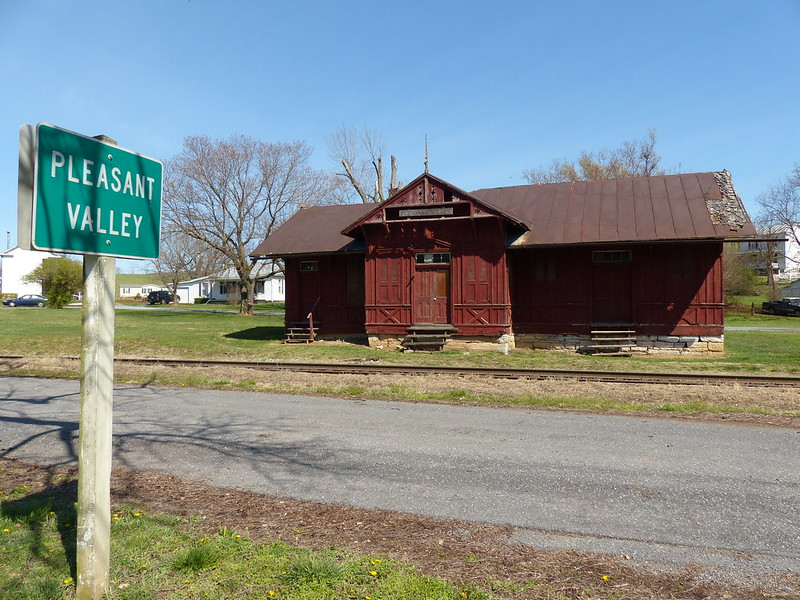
[18,124,162,599]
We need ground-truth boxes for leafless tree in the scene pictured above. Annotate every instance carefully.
[757,163,800,279]
[151,230,224,304]
[163,134,330,315]
[523,130,666,184]
[328,126,399,203]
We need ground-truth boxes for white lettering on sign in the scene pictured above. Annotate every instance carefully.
[67,203,143,238]
[398,206,454,218]
[50,150,156,200]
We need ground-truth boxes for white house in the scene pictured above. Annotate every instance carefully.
[0,246,60,296]
[175,276,212,304]
[117,282,168,299]
[118,262,285,304]
[201,262,285,303]
[737,224,800,281]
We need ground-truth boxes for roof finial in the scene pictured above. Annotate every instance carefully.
[424,134,429,174]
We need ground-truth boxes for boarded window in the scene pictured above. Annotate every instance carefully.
[416,252,451,265]
[346,258,364,305]
[592,250,632,263]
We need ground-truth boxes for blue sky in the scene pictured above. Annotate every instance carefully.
[1,1,798,270]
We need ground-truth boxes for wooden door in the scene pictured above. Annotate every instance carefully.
[592,262,632,324]
[415,268,449,324]
[298,263,321,322]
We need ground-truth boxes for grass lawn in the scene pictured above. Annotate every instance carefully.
[0,479,493,600]
[1,305,799,373]
[1,306,799,421]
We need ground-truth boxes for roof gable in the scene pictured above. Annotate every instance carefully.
[341,173,528,237]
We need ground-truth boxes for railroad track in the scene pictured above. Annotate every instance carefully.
[8,355,795,388]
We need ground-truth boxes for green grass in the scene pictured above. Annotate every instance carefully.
[2,307,800,421]
[0,484,494,600]
[2,306,800,375]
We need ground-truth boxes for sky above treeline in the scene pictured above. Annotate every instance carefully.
[1,1,798,270]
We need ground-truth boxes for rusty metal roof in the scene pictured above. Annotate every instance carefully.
[250,204,372,258]
[251,171,757,258]
[471,171,756,246]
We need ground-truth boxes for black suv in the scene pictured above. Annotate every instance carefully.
[147,290,177,304]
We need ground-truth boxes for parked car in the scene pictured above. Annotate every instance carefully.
[147,290,179,304]
[3,294,48,307]
[761,298,800,316]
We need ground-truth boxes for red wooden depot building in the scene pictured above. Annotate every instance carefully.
[251,170,757,354]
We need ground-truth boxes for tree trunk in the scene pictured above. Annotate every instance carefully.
[239,278,254,315]
[342,159,369,204]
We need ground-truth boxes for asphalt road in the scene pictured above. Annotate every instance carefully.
[1,376,798,587]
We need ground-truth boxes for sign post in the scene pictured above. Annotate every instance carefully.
[77,251,115,600]
[18,124,162,600]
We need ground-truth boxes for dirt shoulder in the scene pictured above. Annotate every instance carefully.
[4,356,800,428]
[2,458,798,600]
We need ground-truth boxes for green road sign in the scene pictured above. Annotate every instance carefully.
[24,123,163,259]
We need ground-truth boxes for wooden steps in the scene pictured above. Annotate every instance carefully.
[284,321,320,344]
[587,329,637,356]
[401,324,457,351]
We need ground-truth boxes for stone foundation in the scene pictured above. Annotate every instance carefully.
[366,332,725,354]
[367,333,515,354]
[514,333,725,355]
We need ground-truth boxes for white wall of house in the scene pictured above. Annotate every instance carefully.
[0,246,59,296]
[256,274,285,302]
[115,268,285,304]
[118,284,166,298]
[176,278,212,303]
[739,225,800,280]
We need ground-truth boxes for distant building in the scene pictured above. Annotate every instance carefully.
[117,261,285,304]
[196,261,285,304]
[0,246,60,296]
[737,224,800,280]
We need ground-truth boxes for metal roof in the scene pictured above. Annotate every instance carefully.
[471,171,756,246]
[250,204,371,258]
[251,171,757,258]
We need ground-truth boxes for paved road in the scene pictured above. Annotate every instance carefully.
[1,376,797,587]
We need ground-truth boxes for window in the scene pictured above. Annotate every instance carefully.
[219,282,230,295]
[416,252,451,265]
[300,261,319,272]
[592,250,631,263]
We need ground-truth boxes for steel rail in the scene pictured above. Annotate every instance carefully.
[12,355,795,388]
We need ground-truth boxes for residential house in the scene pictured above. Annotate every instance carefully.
[0,246,60,296]
[737,224,800,280]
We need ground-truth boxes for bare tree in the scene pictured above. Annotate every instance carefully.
[757,163,800,279]
[151,230,224,304]
[523,130,666,184]
[327,126,399,203]
[163,134,329,315]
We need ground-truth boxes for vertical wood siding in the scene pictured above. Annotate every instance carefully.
[510,242,724,335]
